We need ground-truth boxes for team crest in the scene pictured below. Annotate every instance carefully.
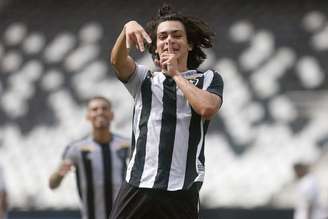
[80,145,96,152]
[188,78,199,86]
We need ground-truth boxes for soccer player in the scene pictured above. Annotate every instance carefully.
[49,96,129,219]
[0,165,8,219]
[110,4,223,219]
[293,162,328,219]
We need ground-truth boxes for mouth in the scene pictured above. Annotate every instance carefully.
[163,47,179,53]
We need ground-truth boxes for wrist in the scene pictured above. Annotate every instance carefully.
[172,73,183,81]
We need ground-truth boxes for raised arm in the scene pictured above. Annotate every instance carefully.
[49,160,73,190]
[110,21,151,82]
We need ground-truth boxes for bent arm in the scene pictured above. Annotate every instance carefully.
[173,74,222,119]
[110,21,151,82]
[110,26,136,82]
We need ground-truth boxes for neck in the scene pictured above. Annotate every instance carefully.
[177,56,188,72]
[92,129,112,144]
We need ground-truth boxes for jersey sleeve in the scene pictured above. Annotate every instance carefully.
[204,70,224,98]
[61,144,78,164]
[122,63,149,98]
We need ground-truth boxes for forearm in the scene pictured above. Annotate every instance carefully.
[49,171,64,190]
[110,26,135,81]
[0,193,7,219]
[173,74,221,119]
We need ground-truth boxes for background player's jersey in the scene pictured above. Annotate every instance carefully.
[62,134,129,219]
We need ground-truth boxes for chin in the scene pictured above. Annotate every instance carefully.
[94,122,109,129]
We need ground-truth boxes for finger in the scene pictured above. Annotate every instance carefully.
[126,34,131,49]
[141,30,152,44]
[168,43,173,54]
[136,33,145,52]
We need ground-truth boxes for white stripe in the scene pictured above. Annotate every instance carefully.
[202,70,214,90]
[195,119,205,182]
[125,99,142,182]
[91,148,106,219]
[167,88,192,190]
[139,74,165,188]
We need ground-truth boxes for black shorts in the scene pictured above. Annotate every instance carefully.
[110,181,200,219]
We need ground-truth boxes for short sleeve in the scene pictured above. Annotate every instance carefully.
[123,63,150,98]
[62,144,78,164]
[205,70,224,98]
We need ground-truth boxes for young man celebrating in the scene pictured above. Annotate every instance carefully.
[110,5,223,219]
[49,96,129,219]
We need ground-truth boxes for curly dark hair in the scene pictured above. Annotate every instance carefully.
[146,4,215,69]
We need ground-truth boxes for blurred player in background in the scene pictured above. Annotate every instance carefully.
[110,4,223,219]
[49,96,129,219]
[293,162,328,219]
[0,164,8,219]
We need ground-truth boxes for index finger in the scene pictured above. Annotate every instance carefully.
[168,43,173,54]
[136,33,145,52]
[141,30,152,44]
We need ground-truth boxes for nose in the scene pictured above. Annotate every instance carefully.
[96,108,105,115]
[165,34,174,44]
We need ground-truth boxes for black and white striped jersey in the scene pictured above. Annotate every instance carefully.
[62,134,129,219]
[123,64,224,191]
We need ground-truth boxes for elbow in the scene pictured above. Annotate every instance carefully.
[199,106,218,120]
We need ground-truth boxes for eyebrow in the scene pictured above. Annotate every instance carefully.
[157,30,184,35]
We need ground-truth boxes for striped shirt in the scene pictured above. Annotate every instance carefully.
[123,64,223,191]
[62,134,129,219]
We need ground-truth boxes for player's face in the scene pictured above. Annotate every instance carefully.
[86,99,113,129]
[156,20,191,66]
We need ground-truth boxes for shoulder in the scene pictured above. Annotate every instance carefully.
[112,134,130,150]
[67,135,90,148]
[203,69,223,78]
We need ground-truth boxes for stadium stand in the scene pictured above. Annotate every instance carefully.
[0,0,327,213]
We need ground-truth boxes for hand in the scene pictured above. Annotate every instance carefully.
[124,21,152,52]
[160,43,179,77]
[58,160,73,177]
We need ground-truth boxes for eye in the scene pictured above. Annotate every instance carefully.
[158,34,167,40]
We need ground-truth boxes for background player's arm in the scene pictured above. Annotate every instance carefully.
[110,21,151,81]
[49,160,73,190]
[0,191,7,219]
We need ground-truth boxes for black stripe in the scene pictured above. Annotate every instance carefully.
[153,77,177,189]
[206,70,224,97]
[117,148,129,180]
[183,77,204,189]
[75,167,83,200]
[81,151,95,219]
[130,108,136,160]
[129,72,152,186]
[100,143,112,219]
[199,120,210,166]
